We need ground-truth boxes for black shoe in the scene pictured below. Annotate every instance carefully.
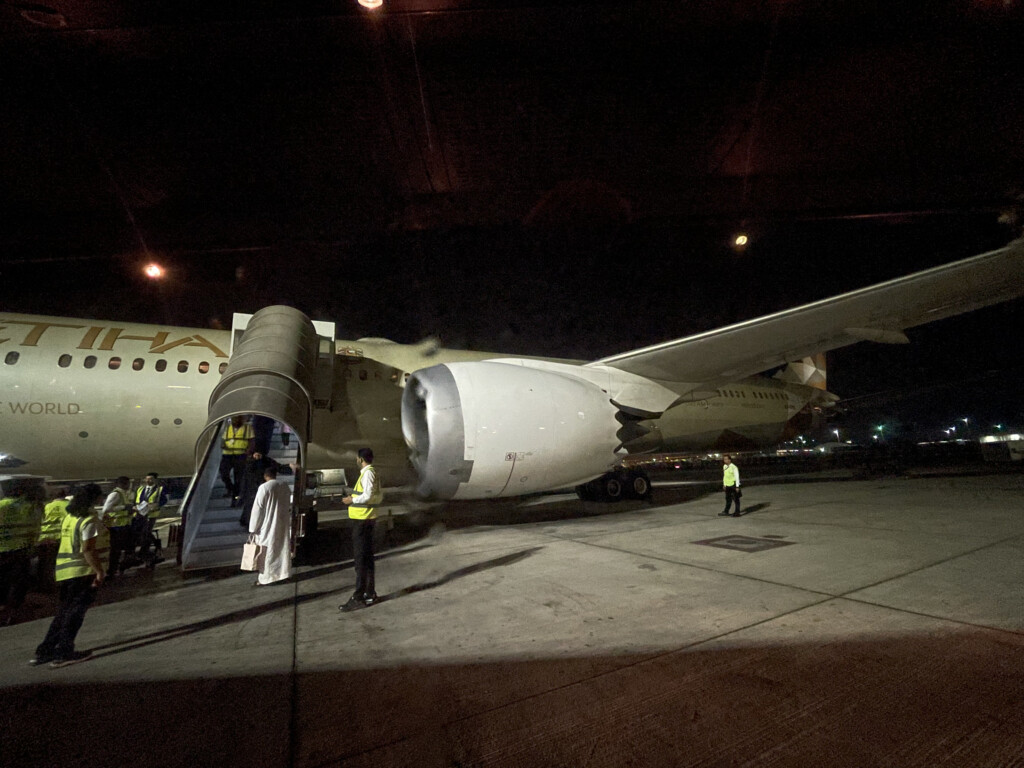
[28,655,55,667]
[732,511,743,517]
[339,595,365,612]
[49,650,92,668]
[718,511,731,516]
[362,592,379,606]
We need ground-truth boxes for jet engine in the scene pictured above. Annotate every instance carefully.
[402,361,628,499]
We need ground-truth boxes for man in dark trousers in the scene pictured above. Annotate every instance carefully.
[719,454,742,517]
[219,415,254,504]
[238,450,279,528]
[340,448,383,612]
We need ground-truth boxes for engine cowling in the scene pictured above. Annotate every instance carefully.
[402,361,625,499]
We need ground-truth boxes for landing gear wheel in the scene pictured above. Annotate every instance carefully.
[628,470,651,499]
[602,476,623,500]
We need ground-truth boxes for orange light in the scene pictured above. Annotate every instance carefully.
[143,263,165,280]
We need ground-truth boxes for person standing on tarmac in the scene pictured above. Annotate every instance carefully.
[248,465,293,586]
[37,488,70,594]
[0,481,45,626]
[30,483,106,668]
[101,477,134,577]
[128,473,166,568]
[719,454,742,517]
[340,448,383,612]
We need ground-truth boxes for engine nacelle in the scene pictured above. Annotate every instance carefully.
[402,361,625,499]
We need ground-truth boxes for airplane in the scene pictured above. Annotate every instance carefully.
[2,236,1023,510]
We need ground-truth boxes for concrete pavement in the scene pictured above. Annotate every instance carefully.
[2,472,1022,767]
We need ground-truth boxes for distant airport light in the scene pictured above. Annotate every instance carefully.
[734,234,748,246]
[358,0,383,8]
[143,263,165,280]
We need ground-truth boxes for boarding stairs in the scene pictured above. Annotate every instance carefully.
[178,306,335,570]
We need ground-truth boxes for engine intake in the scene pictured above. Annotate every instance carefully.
[402,361,626,499]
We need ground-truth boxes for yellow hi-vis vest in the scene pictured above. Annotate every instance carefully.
[135,485,163,517]
[723,464,739,487]
[0,497,42,553]
[39,499,69,542]
[55,514,104,582]
[106,487,134,528]
[348,465,382,520]
[222,422,254,455]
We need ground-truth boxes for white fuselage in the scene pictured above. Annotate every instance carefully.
[0,312,809,482]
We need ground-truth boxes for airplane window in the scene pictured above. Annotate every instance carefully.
[174,418,183,425]
[359,370,367,381]
[374,371,382,380]
[4,351,19,365]
[155,359,167,372]
[403,373,410,382]
[108,357,121,370]
[177,361,189,373]
[84,355,97,369]
[58,354,72,368]
[198,361,210,374]
[78,431,88,438]
[218,362,228,374]
[151,418,160,425]
[132,358,145,371]
[390,371,400,382]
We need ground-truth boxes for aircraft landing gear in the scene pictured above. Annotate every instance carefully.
[576,468,652,502]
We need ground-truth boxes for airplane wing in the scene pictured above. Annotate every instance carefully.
[588,237,1024,393]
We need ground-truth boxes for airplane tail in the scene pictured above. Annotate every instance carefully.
[773,353,829,391]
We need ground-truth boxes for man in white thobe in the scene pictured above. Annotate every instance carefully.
[248,466,292,585]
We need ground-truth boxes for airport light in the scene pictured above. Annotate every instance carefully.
[358,0,383,8]
[143,262,165,280]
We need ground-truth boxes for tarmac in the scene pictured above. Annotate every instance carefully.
[2,469,1023,767]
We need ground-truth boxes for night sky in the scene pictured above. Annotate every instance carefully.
[2,2,1023,442]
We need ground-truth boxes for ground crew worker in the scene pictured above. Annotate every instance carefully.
[219,415,255,504]
[102,477,134,577]
[0,482,44,625]
[30,484,105,668]
[37,489,71,594]
[129,472,166,568]
[340,448,383,612]
[719,454,742,517]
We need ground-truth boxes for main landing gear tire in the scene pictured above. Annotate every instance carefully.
[576,469,651,502]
